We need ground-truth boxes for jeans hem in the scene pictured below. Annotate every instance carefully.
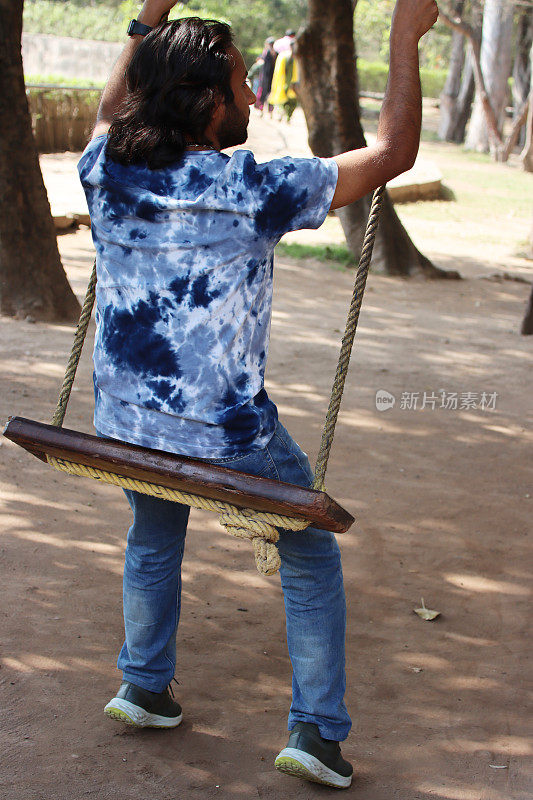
[288,714,351,743]
[120,671,173,694]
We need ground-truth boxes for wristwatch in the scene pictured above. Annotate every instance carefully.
[127,19,153,37]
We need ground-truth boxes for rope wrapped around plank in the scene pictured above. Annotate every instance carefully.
[46,455,309,575]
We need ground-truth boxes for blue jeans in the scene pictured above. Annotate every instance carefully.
[117,421,351,741]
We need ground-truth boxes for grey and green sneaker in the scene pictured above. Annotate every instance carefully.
[104,681,182,728]
[275,722,353,789]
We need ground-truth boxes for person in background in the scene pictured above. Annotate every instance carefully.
[274,28,296,54]
[258,36,277,117]
[268,40,299,122]
[247,55,264,109]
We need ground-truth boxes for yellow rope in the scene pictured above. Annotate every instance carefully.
[46,455,309,576]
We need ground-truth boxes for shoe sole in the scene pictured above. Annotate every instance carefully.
[103,697,183,729]
[275,748,352,789]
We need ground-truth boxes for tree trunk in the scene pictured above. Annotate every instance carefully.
[296,0,456,277]
[521,98,533,172]
[500,97,530,163]
[465,0,514,154]
[521,284,533,335]
[439,29,466,140]
[521,216,533,335]
[439,1,468,141]
[0,0,80,321]
[521,42,533,172]
[513,9,533,149]
[437,1,480,144]
[438,0,478,146]
[448,50,476,143]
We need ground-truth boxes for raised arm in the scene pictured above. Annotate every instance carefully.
[92,0,178,139]
[330,0,438,211]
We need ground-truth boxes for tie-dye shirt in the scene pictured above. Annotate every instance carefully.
[78,135,338,457]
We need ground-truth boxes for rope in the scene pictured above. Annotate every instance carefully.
[52,261,97,428]
[46,455,309,575]
[313,185,385,490]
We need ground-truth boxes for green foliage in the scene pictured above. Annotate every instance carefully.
[422,19,455,71]
[26,86,100,101]
[25,74,104,88]
[358,59,447,99]
[23,0,127,42]
[183,0,307,58]
[419,66,448,99]
[354,0,394,62]
[276,241,356,269]
[23,0,307,58]
[357,59,389,93]
[355,0,452,69]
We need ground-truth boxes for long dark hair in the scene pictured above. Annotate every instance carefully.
[106,17,234,169]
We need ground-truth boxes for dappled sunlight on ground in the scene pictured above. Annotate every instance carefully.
[443,573,530,597]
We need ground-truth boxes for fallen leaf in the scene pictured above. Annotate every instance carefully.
[414,598,440,621]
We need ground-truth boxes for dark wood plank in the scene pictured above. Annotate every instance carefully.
[3,417,355,533]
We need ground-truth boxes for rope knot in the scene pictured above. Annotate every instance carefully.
[219,512,281,575]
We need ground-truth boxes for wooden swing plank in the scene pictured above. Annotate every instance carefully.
[3,417,355,533]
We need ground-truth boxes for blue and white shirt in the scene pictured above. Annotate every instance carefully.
[78,136,338,457]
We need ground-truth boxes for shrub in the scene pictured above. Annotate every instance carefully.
[357,59,447,99]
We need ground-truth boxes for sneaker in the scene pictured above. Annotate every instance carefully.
[103,681,183,728]
[274,722,353,789]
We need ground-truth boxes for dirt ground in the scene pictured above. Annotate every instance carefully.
[1,110,532,800]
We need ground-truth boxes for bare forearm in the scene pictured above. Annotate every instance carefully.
[377,32,422,171]
[96,39,143,126]
[95,1,171,128]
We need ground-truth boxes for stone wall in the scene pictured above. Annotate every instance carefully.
[22,33,121,82]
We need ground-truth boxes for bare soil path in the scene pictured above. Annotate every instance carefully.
[1,110,532,800]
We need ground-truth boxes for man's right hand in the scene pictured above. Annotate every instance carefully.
[137,0,180,28]
[390,0,439,44]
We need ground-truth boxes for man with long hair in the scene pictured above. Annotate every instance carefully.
[78,0,438,788]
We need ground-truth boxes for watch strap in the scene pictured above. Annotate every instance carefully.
[127,19,153,37]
